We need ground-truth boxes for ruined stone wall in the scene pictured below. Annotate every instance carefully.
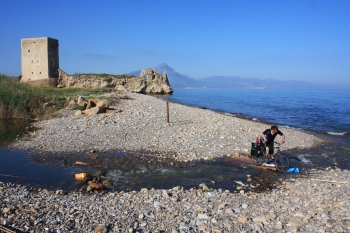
[57,69,173,94]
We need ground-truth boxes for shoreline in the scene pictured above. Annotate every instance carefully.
[161,96,338,141]
[2,93,349,232]
[10,92,324,161]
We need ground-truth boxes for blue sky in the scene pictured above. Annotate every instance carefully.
[1,0,349,86]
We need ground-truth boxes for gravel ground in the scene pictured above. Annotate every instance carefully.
[10,92,323,161]
[3,93,348,232]
[1,169,349,232]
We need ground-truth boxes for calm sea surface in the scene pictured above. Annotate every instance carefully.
[161,89,350,138]
[161,89,350,170]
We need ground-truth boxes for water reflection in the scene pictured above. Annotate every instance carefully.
[25,150,274,192]
[0,119,349,193]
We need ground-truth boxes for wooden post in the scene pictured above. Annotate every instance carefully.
[166,100,169,123]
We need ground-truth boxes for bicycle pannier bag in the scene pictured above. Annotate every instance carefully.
[251,142,263,157]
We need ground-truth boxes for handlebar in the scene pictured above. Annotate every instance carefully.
[273,142,285,148]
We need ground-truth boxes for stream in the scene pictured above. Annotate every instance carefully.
[0,119,349,193]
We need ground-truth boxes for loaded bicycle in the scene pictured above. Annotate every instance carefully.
[251,139,290,172]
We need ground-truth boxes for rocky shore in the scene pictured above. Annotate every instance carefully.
[2,92,349,232]
[1,169,349,232]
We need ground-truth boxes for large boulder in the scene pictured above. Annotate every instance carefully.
[77,96,88,107]
[65,98,77,109]
[83,106,106,116]
[96,100,109,108]
[141,69,173,94]
[123,77,147,93]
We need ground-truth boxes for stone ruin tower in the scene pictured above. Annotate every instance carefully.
[21,37,59,85]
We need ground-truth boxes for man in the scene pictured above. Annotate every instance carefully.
[261,125,285,158]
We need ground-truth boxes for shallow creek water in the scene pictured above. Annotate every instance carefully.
[0,119,349,193]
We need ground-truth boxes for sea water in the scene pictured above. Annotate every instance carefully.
[162,89,350,139]
[161,88,350,170]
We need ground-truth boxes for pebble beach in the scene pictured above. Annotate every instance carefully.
[10,93,323,160]
[1,92,349,232]
[1,169,349,233]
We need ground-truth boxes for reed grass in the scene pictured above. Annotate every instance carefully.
[0,74,59,119]
[0,74,120,119]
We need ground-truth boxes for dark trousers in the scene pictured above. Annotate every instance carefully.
[266,142,274,155]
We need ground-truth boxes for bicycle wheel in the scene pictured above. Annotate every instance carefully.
[252,155,265,166]
[274,152,290,172]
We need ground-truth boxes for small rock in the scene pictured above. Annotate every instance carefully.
[88,182,104,190]
[253,217,267,222]
[74,110,82,116]
[197,213,209,219]
[288,216,304,227]
[179,222,188,229]
[238,217,248,223]
[140,188,148,192]
[225,208,234,215]
[2,220,10,226]
[3,207,11,214]
[162,191,169,198]
[199,183,209,191]
[55,189,64,195]
[94,225,107,233]
[102,179,112,187]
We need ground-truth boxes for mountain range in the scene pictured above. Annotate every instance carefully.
[129,63,317,89]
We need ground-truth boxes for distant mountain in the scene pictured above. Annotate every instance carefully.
[201,76,316,89]
[200,76,262,89]
[129,63,317,89]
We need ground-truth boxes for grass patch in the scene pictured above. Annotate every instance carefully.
[39,86,112,99]
[0,74,59,119]
[0,74,123,119]
[73,73,136,79]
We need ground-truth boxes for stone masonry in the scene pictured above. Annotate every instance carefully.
[21,37,59,83]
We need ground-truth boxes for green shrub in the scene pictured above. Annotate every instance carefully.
[0,74,57,119]
[71,73,136,79]
[0,74,123,119]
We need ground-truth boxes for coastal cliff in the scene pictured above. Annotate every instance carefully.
[57,69,173,94]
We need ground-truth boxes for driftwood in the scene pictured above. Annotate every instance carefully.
[0,174,24,178]
[75,161,106,168]
[311,178,349,184]
[254,165,277,171]
[74,173,102,189]
[74,174,95,191]
[223,156,254,167]
[0,224,22,233]
[88,181,104,190]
